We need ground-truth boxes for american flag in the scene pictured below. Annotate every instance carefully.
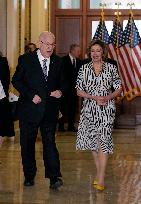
[108,16,123,60]
[109,14,141,100]
[108,17,130,98]
[93,18,109,44]
[122,13,141,98]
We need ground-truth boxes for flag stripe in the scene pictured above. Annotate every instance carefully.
[119,46,136,89]
[118,51,133,92]
[122,46,140,92]
[108,44,128,92]
[132,49,141,91]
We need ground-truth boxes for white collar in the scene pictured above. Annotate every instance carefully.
[69,53,76,62]
[37,49,50,62]
[0,80,6,99]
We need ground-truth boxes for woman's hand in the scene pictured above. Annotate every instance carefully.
[76,89,113,106]
[96,87,122,106]
[93,96,110,106]
[98,97,107,106]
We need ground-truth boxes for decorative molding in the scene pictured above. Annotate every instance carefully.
[29,0,31,41]
[48,0,51,31]
[18,0,22,55]
[0,0,7,56]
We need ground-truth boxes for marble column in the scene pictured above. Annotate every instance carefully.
[31,0,49,43]
[20,0,26,54]
[6,0,51,84]
[7,0,19,78]
[0,0,7,56]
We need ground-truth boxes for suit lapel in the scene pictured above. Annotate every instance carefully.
[0,57,3,80]
[67,55,72,66]
[32,51,47,86]
[32,51,57,86]
[47,54,56,77]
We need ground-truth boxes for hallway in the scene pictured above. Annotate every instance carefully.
[0,129,141,204]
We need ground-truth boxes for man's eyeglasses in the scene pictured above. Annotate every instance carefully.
[40,41,55,47]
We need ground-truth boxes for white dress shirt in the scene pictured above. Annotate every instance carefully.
[69,53,76,66]
[37,49,50,77]
[0,80,6,100]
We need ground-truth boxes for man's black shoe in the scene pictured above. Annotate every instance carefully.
[50,178,63,190]
[24,179,34,187]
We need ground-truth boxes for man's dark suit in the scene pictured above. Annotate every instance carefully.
[12,50,67,180]
[106,58,118,67]
[63,55,82,89]
[0,57,10,97]
[59,55,82,130]
[0,57,15,137]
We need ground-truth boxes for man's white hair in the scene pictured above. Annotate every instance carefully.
[39,31,55,41]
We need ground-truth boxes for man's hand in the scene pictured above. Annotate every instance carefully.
[50,90,62,98]
[32,95,42,104]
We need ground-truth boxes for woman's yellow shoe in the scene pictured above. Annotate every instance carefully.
[93,179,98,186]
[94,184,105,191]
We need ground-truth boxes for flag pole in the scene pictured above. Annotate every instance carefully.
[127,3,139,100]
[127,3,135,48]
[115,2,121,54]
[99,3,106,41]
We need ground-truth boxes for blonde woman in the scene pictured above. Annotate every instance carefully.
[76,40,122,190]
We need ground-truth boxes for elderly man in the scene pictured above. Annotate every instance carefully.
[12,31,67,189]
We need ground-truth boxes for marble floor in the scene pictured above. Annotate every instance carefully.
[0,128,141,204]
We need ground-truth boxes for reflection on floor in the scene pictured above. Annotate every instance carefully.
[0,129,141,204]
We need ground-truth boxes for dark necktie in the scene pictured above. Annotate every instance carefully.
[42,59,48,81]
[72,58,76,68]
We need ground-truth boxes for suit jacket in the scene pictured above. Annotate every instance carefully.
[12,50,67,123]
[0,56,10,97]
[106,58,118,67]
[82,58,91,65]
[62,55,82,92]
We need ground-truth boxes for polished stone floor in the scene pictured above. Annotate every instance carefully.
[0,128,141,204]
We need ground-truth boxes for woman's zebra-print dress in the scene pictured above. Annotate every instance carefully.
[76,61,121,154]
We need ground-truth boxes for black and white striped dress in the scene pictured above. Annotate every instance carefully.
[76,61,121,154]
